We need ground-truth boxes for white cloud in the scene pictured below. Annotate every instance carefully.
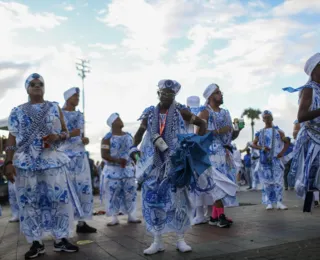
[248,0,267,9]
[88,43,117,50]
[273,0,320,16]
[0,0,318,162]
[88,52,103,59]
[64,4,74,11]
[0,2,67,32]
[97,9,106,15]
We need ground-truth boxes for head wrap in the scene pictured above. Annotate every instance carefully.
[107,113,119,127]
[25,73,44,91]
[157,79,181,94]
[64,87,80,101]
[203,83,218,105]
[262,110,273,117]
[187,96,200,108]
[304,53,320,82]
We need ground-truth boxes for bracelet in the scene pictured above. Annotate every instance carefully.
[5,146,17,152]
[129,146,139,155]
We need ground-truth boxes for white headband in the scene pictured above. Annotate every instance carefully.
[158,79,181,94]
[187,96,200,107]
[203,83,218,105]
[107,113,119,127]
[64,87,80,101]
[25,73,44,91]
[304,53,320,83]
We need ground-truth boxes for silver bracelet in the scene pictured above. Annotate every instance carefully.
[5,146,17,151]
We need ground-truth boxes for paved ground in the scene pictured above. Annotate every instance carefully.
[1,188,320,260]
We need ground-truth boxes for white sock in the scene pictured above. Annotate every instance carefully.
[177,233,184,242]
[111,215,119,223]
[154,235,162,243]
[36,240,43,245]
[55,239,62,243]
[196,206,205,219]
[128,212,136,220]
[78,221,85,226]
[314,191,319,202]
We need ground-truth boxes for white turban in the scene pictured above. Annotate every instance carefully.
[187,96,200,108]
[158,79,181,94]
[304,53,320,83]
[64,87,80,101]
[262,110,273,117]
[203,83,218,104]
[25,73,44,91]
[107,113,119,127]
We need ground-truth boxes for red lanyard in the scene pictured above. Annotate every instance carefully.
[159,111,168,136]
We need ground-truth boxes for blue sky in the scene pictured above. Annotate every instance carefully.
[0,0,319,160]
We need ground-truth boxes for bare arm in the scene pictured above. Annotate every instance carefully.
[5,134,16,163]
[133,118,147,147]
[232,130,240,140]
[197,109,231,135]
[4,134,17,183]
[58,107,68,134]
[298,88,320,123]
[180,109,206,136]
[277,131,290,158]
[251,136,262,150]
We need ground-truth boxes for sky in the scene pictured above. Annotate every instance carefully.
[0,0,319,161]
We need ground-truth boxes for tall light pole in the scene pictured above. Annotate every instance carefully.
[76,58,90,135]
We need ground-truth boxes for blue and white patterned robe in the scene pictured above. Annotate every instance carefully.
[256,126,285,204]
[8,101,76,242]
[136,102,193,235]
[202,105,239,207]
[290,81,320,198]
[61,110,93,220]
[101,133,137,216]
[8,181,19,218]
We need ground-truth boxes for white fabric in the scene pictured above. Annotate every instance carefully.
[262,110,273,117]
[158,79,181,94]
[304,53,320,82]
[64,87,79,101]
[203,83,218,104]
[107,113,119,127]
[25,73,44,91]
[187,96,200,107]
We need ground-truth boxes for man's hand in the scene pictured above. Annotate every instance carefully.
[44,134,60,143]
[5,164,16,183]
[71,129,81,137]
[277,152,284,159]
[82,137,89,145]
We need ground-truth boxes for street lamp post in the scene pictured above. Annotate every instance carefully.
[76,59,90,135]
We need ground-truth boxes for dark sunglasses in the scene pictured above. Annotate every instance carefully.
[30,82,44,87]
[159,91,175,97]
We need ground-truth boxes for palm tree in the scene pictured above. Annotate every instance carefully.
[241,108,262,141]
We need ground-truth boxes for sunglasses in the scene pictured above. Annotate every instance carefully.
[159,91,175,97]
[30,82,44,87]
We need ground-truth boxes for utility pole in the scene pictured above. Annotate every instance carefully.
[76,59,90,135]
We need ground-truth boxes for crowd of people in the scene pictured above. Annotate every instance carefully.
[1,52,320,259]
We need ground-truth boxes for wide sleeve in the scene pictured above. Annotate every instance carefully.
[8,107,20,137]
[138,106,155,121]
